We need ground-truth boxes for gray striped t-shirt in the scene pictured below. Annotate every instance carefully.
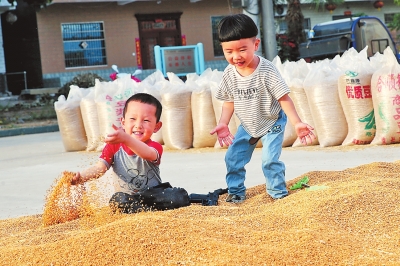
[215,56,290,138]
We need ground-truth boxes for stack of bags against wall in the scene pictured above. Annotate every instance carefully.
[274,56,318,147]
[91,71,166,150]
[54,86,90,152]
[369,47,400,145]
[337,47,376,146]
[303,55,347,147]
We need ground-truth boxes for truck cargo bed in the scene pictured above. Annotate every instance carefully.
[299,34,351,59]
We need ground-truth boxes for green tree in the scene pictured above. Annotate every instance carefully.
[277,0,306,62]
[388,3,400,32]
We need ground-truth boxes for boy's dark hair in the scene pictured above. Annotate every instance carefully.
[218,14,258,42]
[123,93,162,122]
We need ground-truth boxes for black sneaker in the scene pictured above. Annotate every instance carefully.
[225,194,246,203]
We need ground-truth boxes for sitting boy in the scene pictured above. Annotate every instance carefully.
[71,92,189,213]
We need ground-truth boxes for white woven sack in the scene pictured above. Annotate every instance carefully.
[80,88,102,151]
[140,70,166,145]
[281,59,319,147]
[304,59,347,147]
[188,75,217,148]
[161,73,193,149]
[370,50,400,145]
[95,76,139,151]
[369,47,400,145]
[54,86,88,152]
[338,73,375,145]
[95,80,119,152]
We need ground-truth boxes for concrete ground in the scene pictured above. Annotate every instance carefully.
[0,131,399,220]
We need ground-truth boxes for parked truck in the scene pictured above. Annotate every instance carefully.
[298,16,400,63]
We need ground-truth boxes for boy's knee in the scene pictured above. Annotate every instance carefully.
[109,192,144,214]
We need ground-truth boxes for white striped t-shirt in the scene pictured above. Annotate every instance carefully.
[215,56,290,138]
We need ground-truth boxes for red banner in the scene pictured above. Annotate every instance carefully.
[181,34,186,46]
[135,38,142,69]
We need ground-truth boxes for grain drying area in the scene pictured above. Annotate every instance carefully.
[1,159,400,265]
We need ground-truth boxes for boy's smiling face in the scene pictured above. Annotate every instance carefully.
[121,101,162,143]
[221,37,260,76]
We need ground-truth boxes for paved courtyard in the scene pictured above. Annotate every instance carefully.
[0,131,399,219]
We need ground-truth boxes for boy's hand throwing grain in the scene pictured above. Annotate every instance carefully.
[210,124,235,147]
[104,124,129,144]
[71,172,81,185]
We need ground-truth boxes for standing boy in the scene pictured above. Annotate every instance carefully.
[210,14,315,203]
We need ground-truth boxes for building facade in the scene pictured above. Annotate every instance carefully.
[1,0,400,94]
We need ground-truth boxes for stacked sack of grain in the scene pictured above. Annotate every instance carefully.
[139,70,166,145]
[284,59,320,147]
[304,57,348,147]
[370,47,400,145]
[274,57,309,147]
[161,72,193,150]
[54,85,89,152]
[188,69,218,148]
[337,47,376,146]
[80,87,102,151]
[95,75,141,151]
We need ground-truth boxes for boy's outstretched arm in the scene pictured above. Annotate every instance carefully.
[210,101,235,147]
[71,161,107,185]
[278,94,316,145]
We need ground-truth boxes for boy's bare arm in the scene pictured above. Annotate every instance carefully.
[278,94,315,145]
[105,125,158,161]
[72,161,107,185]
[278,94,302,125]
[219,101,235,125]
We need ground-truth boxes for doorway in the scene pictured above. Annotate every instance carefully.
[135,13,182,69]
[1,5,43,95]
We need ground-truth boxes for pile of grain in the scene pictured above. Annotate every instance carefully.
[1,161,400,265]
[42,171,85,226]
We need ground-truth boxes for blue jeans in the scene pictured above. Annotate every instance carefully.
[224,110,288,199]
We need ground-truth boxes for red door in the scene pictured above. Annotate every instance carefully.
[135,13,183,69]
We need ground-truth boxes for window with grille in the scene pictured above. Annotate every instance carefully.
[211,16,224,57]
[384,13,395,25]
[62,22,107,68]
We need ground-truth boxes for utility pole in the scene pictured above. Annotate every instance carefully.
[261,0,278,60]
[243,0,263,57]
